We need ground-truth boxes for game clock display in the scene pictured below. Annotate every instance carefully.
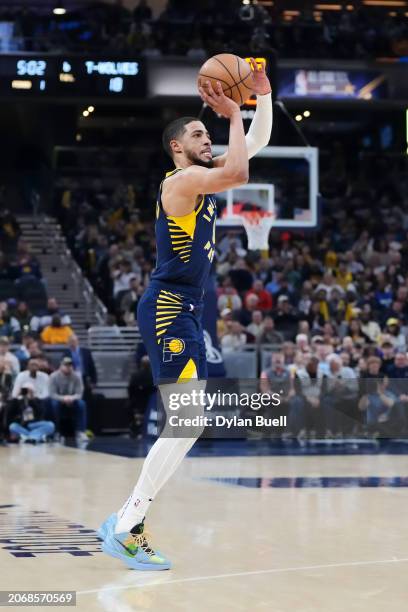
[0,56,146,98]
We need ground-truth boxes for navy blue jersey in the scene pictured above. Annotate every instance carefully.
[150,168,217,290]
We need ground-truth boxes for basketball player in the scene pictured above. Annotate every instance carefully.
[100,59,272,570]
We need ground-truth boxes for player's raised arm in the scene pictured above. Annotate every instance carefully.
[213,58,273,167]
[162,82,248,216]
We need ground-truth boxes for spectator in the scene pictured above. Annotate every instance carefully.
[63,334,97,389]
[12,356,49,398]
[274,296,299,340]
[14,301,33,333]
[217,284,242,313]
[0,337,20,379]
[246,310,264,341]
[127,355,154,438]
[359,356,395,436]
[0,356,13,442]
[49,357,88,441]
[30,298,72,333]
[320,353,358,437]
[112,260,138,298]
[296,356,322,436]
[0,304,20,342]
[220,321,247,353]
[41,315,74,345]
[119,277,143,325]
[8,382,55,443]
[217,308,233,339]
[245,280,272,312]
[257,316,284,345]
[14,332,35,368]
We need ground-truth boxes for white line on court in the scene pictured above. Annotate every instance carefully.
[77,556,408,596]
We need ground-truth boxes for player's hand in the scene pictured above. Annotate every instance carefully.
[198,81,240,119]
[249,58,271,96]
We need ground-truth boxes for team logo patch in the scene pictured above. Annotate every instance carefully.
[163,337,185,362]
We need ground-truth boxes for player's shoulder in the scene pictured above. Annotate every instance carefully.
[163,165,209,194]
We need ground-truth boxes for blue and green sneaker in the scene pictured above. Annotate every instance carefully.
[102,522,171,571]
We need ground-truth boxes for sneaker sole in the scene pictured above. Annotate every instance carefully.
[101,540,171,571]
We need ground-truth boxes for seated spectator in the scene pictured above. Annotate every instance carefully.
[246,310,264,341]
[112,260,138,298]
[30,297,72,333]
[237,293,259,327]
[14,332,36,368]
[274,296,299,340]
[295,333,310,354]
[41,315,74,345]
[217,308,233,339]
[49,357,88,441]
[0,356,13,441]
[217,285,242,313]
[383,318,407,353]
[12,358,50,410]
[119,277,143,325]
[360,305,381,343]
[220,321,247,353]
[8,382,55,443]
[0,303,21,342]
[12,241,41,279]
[295,356,322,436]
[245,280,272,312]
[0,337,20,379]
[380,341,396,375]
[257,316,284,345]
[63,334,97,389]
[320,353,358,437]
[14,301,33,333]
[359,356,395,436]
[127,355,154,438]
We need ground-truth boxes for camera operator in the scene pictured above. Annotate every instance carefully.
[8,381,55,443]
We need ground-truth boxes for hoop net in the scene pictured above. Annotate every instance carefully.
[240,211,275,251]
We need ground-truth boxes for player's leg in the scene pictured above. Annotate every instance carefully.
[101,290,206,569]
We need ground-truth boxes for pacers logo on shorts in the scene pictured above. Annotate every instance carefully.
[163,337,185,362]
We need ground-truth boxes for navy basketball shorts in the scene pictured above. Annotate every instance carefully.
[137,280,208,385]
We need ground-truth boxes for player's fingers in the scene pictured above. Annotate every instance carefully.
[205,80,218,98]
[214,81,224,96]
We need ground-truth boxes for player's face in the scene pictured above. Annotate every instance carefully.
[182,121,214,168]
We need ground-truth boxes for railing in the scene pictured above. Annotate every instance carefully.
[39,214,108,326]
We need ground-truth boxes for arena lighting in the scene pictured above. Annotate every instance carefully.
[242,0,250,4]
[346,4,354,8]
[295,114,303,121]
[314,4,342,10]
[303,110,311,117]
[284,10,300,15]
[82,110,89,117]
[87,105,95,112]
[363,0,407,5]
[76,134,82,142]
[53,6,67,15]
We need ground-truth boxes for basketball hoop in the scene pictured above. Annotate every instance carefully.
[240,211,275,252]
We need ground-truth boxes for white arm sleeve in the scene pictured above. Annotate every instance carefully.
[245,93,273,159]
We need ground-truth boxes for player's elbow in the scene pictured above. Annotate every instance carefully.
[226,168,249,185]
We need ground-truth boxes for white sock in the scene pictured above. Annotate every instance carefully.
[115,379,207,534]
[115,437,196,533]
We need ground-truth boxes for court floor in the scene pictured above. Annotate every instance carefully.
[1,441,408,611]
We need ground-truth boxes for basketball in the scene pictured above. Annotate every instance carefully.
[197,54,255,106]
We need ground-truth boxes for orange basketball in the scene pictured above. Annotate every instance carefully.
[198,54,254,107]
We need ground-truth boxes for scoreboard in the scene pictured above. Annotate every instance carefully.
[0,56,146,98]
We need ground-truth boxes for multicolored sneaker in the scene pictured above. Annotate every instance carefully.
[102,523,171,571]
[97,513,117,540]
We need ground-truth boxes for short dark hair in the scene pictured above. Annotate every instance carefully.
[162,116,199,158]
